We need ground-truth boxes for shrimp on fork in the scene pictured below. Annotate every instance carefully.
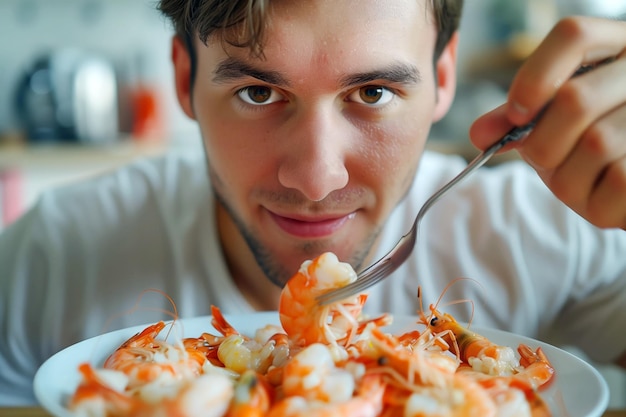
[279,252,391,347]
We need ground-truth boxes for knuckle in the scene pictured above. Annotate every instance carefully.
[552,82,590,120]
[549,171,581,204]
[604,160,626,191]
[586,161,626,228]
[579,124,614,158]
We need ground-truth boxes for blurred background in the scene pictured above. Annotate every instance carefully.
[0,0,625,407]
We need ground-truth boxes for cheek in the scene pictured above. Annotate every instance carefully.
[195,97,277,197]
[358,113,430,188]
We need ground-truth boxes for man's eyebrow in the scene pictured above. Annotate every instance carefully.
[213,57,290,86]
[340,63,421,87]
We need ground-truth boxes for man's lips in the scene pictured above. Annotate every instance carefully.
[268,211,356,238]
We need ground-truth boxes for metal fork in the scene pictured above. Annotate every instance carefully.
[315,126,528,305]
[315,64,600,306]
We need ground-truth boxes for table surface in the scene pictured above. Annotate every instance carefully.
[3,408,626,417]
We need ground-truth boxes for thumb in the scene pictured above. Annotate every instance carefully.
[468,103,517,151]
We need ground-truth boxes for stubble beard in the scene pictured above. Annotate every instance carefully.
[212,187,380,288]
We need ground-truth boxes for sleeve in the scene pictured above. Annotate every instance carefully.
[0,201,57,405]
[486,161,626,364]
[549,223,626,364]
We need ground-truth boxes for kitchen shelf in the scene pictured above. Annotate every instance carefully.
[0,140,169,170]
[0,138,518,171]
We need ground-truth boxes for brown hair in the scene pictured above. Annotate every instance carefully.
[158,0,463,81]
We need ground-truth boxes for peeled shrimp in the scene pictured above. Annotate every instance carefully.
[267,373,385,417]
[279,252,390,347]
[402,373,497,417]
[281,343,357,402]
[69,362,234,417]
[207,305,292,375]
[224,370,273,417]
[103,321,206,395]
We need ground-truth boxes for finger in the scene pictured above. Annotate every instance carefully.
[468,103,515,150]
[587,157,626,229]
[507,16,626,126]
[544,104,626,217]
[518,54,626,169]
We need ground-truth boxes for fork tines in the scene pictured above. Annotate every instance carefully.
[315,259,392,305]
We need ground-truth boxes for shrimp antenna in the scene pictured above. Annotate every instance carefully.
[417,286,424,318]
[99,289,180,338]
[439,298,476,328]
[427,277,483,327]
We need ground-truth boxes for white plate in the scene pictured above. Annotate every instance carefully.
[34,312,609,417]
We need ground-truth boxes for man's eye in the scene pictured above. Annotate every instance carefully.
[237,86,285,105]
[348,86,395,106]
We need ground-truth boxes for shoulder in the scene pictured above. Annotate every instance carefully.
[37,149,210,225]
[0,145,214,263]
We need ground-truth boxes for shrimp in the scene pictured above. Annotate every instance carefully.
[421,305,555,392]
[153,372,234,417]
[224,370,274,417]
[69,362,234,417]
[281,343,359,402]
[103,321,207,395]
[366,327,458,386]
[363,327,497,417]
[279,252,391,347]
[267,373,386,417]
[486,384,551,417]
[204,305,292,375]
[69,363,140,417]
[401,373,497,417]
[181,306,241,368]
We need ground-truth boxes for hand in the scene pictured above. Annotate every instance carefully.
[469,16,626,230]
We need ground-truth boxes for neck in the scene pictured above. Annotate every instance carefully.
[216,202,282,311]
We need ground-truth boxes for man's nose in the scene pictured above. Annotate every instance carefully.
[277,105,350,201]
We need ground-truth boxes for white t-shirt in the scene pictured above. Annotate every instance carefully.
[1,149,625,405]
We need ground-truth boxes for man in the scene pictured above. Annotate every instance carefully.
[1,0,625,406]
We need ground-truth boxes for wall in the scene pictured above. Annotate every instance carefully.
[0,0,198,141]
[0,0,201,229]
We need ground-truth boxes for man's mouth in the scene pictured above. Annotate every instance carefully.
[268,211,356,238]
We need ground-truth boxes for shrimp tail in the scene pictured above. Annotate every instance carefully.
[211,305,240,337]
[517,344,556,390]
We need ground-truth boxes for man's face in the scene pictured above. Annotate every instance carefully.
[174,0,456,286]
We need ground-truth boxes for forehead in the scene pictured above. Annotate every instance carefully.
[203,0,437,81]
[269,0,434,56]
